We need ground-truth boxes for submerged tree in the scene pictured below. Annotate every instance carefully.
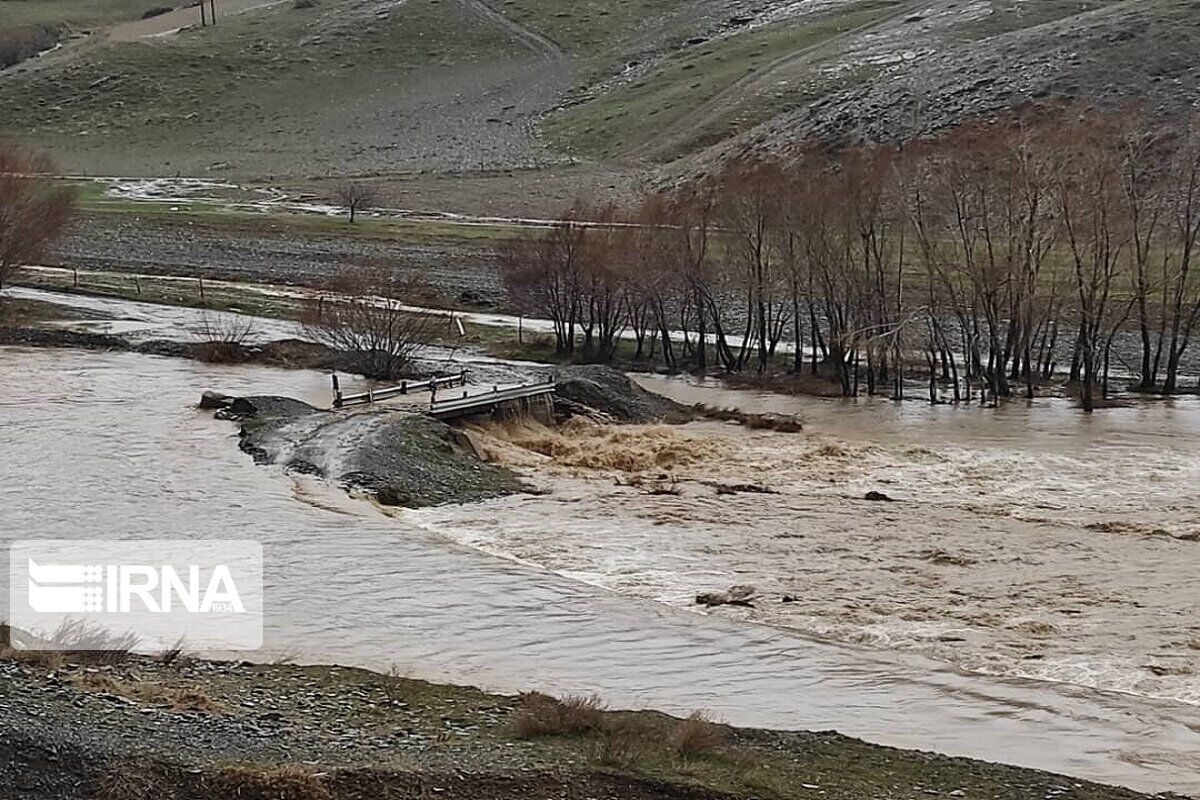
[498,106,1200,410]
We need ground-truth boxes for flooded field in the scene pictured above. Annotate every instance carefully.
[2,346,1199,793]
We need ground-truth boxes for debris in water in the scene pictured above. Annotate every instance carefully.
[696,585,757,608]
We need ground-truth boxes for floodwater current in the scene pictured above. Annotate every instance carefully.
[1,303,1199,793]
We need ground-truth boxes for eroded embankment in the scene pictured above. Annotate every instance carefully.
[214,395,525,508]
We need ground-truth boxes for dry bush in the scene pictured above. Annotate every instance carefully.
[671,711,727,757]
[73,673,223,713]
[48,618,138,665]
[0,620,134,668]
[91,766,157,800]
[303,266,437,379]
[379,664,409,704]
[593,720,648,767]
[190,311,257,363]
[509,692,605,738]
[0,623,64,670]
[157,637,189,667]
[216,765,332,800]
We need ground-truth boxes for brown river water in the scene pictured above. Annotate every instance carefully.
[1,329,1199,792]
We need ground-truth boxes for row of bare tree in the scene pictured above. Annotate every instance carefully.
[501,109,1200,410]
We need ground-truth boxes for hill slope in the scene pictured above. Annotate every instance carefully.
[1,0,1197,184]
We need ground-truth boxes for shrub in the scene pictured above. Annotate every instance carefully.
[509,692,605,738]
[216,765,331,800]
[671,711,727,757]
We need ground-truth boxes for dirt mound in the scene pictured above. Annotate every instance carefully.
[551,365,691,423]
[221,399,524,507]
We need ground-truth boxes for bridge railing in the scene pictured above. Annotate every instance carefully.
[333,371,466,409]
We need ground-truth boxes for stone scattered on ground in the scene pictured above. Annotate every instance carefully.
[0,651,1164,800]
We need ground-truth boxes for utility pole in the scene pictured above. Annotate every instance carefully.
[200,0,207,26]
[210,0,217,24]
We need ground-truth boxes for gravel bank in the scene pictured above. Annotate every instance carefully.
[0,653,1172,800]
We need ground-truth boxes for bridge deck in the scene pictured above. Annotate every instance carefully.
[428,382,556,420]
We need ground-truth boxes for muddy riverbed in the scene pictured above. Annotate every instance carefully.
[1,345,1199,793]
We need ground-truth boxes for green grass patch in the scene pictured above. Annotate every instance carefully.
[0,0,160,29]
[0,0,516,167]
[495,0,692,64]
[542,4,893,159]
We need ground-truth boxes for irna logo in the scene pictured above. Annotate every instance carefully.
[10,540,263,652]
[27,559,245,614]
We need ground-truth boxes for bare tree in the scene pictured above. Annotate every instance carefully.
[499,205,590,356]
[304,266,437,379]
[1054,112,1132,411]
[0,144,75,296]
[334,182,379,223]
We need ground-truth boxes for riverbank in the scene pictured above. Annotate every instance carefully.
[0,648,1172,800]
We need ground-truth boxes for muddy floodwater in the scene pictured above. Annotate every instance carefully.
[419,376,1200,705]
[2,347,1199,794]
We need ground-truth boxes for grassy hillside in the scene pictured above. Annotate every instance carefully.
[540,0,1200,163]
[0,0,159,29]
[0,0,566,175]
[542,1,897,161]
[1,0,1197,181]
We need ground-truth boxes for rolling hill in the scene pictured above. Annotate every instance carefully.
[1,0,1197,194]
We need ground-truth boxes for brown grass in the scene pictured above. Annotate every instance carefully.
[73,673,223,714]
[509,692,606,738]
[670,711,727,757]
[90,766,160,800]
[510,692,729,766]
[215,765,332,800]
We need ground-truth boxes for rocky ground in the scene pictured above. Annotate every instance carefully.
[48,214,512,312]
[0,649,1177,800]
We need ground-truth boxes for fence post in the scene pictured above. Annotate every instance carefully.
[198,278,205,302]
[331,373,342,408]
